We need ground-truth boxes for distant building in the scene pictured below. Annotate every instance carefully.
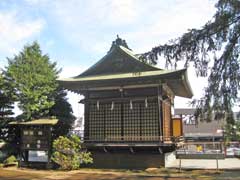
[70,116,84,139]
[174,108,224,142]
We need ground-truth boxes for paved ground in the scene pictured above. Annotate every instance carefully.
[166,158,240,169]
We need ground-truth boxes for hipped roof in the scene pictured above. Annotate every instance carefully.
[77,45,159,77]
[58,37,193,98]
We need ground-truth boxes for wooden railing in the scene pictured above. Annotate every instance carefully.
[84,135,184,143]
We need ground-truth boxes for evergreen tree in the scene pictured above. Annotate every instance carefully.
[49,88,75,139]
[4,42,59,120]
[4,42,75,137]
[0,73,14,140]
[141,0,240,128]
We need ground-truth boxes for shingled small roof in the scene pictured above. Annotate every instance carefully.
[58,36,193,98]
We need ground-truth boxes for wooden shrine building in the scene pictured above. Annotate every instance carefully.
[59,37,193,168]
[9,119,58,169]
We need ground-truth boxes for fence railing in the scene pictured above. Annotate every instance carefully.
[84,135,184,143]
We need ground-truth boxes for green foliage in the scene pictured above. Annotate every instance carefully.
[0,151,7,163]
[51,135,93,170]
[236,121,240,140]
[4,42,59,120]
[0,73,14,140]
[140,0,240,124]
[49,88,75,139]
[2,42,75,142]
[3,155,17,166]
[225,119,240,142]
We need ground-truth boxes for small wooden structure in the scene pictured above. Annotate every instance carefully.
[58,36,193,168]
[9,119,58,169]
[172,117,183,137]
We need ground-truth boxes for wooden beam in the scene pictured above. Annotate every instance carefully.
[82,83,161,91]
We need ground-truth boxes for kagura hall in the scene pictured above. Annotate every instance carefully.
[59,37,193,168]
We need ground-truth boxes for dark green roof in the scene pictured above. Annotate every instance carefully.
[58,37,193,98]
[77,44,159,77]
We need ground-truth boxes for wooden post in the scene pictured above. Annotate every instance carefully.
[47,125,52,169]
[139,103,142,141]
[120,89,124,141]
[157,85,163,138]
[179,158,182,172]
[84,92,89,140]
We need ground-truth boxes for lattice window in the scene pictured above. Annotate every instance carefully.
[89,103,105,140]
[88,99,160,142]
[105,103,121,141]
[123,102,141,141]
[141,100,159,141]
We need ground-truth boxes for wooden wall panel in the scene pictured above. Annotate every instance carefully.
[87,97,161,142]
[123,102,141,141]
[141,100,159,141]
[89,103,105,140]
[105,103,121,141]
[162,101,171,138]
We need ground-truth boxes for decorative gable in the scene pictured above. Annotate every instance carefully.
[77,36,159,77]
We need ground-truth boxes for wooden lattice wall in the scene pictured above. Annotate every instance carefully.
[87,99,160,141]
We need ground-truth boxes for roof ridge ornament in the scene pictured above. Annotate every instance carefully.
[109,35,132,51]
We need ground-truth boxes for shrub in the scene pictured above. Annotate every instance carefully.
[0,151,7,163]
[51,135,93,170]
[3,155,17,166]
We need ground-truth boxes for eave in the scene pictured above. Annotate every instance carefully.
[58,69,193,98]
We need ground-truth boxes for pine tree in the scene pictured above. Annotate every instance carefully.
[140,0,240,128]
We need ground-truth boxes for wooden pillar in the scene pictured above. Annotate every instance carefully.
[170,104,173,138]
[139,103,142,141]
[120,89,124,140]
[84,92,89,140]
[103,105,106,140]
[157,85,163,138]
[47,125,52,168]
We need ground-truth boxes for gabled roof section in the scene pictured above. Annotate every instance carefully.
[77,36,159,78]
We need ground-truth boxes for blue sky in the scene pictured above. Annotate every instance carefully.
[0,0,218,116]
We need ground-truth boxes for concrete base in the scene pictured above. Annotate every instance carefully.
[164,151,176,167]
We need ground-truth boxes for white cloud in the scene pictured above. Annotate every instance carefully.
[0,10,45,55]
[35,0,217,56]
[125,0,217,52]
[103,0,137,25]
[59,65,87,78]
